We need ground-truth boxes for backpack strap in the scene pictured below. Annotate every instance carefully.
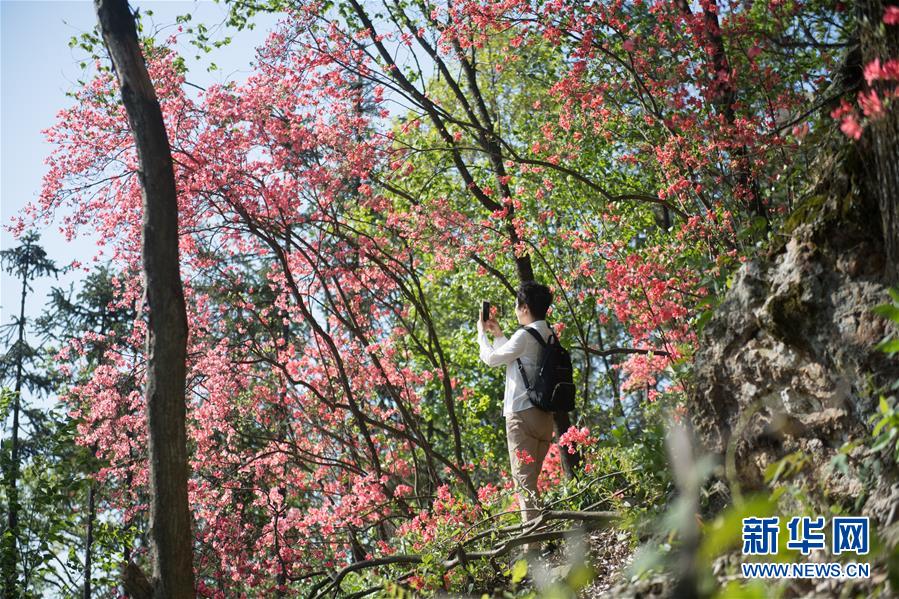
[515,325,551,392]
[522,326,548,347]
[515,356,531,391]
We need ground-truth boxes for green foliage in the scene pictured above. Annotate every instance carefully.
[699,492,782,565]
[713,580,777,599]
[0,388,13,424]
[0,255,139,595]
[217,0,290,31]
[545,414,670,524]
[868,288,899,464]
[874,288,899,357]
[871,397,899,464]
[510,558,528,584]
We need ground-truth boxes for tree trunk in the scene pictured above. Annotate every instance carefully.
[82,482,95,599]
[2,263,29,597]
[94,1,194,597]
[859,0,899,282]
[552,411,582,476]
[678,0,766,225]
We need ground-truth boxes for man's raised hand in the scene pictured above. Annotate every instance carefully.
[484,318,503,338]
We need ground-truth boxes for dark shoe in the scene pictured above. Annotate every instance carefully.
[539,540,559,558]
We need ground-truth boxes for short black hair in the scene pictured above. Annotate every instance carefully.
[516,281,552,320]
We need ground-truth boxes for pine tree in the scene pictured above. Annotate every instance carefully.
[1,231,58,597]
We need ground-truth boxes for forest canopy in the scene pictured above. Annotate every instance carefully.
[3,0,898,596]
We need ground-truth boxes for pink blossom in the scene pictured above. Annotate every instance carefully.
[393,484,414,498]
[558,426,596,454]
[515,448,535,464]
[840,114,863,140]
[863,58,899,85]
[858,90,884,118]
[884,6,899,24]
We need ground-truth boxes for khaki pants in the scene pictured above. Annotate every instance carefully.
[505,407,555,529]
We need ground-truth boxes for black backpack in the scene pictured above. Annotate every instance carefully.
[515,325,576,413]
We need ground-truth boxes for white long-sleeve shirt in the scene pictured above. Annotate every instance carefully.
[477,319,551,416]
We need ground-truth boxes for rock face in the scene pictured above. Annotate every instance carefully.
[689,150,899,522]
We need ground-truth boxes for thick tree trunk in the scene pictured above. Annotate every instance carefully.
[859,0,899,282]
[94,1,194,597]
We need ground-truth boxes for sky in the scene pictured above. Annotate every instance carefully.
[0,0,282,330]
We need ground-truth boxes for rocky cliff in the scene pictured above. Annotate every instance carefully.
[689,144,899,526]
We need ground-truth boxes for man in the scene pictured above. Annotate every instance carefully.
[477,281,556,555]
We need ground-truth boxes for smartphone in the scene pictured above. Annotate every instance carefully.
[481,300,491,322]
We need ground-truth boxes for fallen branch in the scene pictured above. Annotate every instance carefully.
[310,510,618,598]
[444,522,614,569]
[454,468,639,546]
[446,510,616,565]
[310,556,423,599]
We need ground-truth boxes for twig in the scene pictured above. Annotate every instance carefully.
[573,345,671,358]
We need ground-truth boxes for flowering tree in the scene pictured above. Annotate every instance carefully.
[15,0,895,594]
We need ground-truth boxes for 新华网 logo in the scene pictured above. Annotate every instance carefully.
[740,516,870,579]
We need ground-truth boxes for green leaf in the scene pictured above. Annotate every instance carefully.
[875,337,899,354]
[829,452,849,475]
[695,309,714,334]
[511,558,528,584]
[566,563,595,590]
[872,303,899,323]
[838,439,861,454]
[699,494,777,561]
[871,428,897,452]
